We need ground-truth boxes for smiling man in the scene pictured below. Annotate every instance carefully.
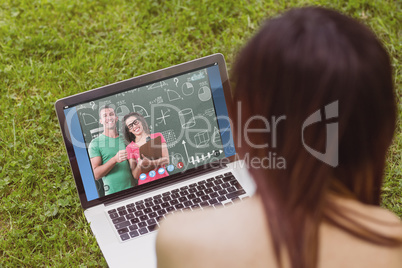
[88,105,135,196]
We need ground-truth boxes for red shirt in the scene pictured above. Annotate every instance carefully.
[126,133,169,185]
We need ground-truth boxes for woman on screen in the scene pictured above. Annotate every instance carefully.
[155,7,402,268]
[123,112,170,186]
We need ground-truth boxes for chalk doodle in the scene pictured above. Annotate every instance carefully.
[212,127,220,143]
[199,80,209,87]
[179,108,196,128]
[90,101,96,110]
[204,108,215,117]
[189,71,206,81]
[90,127,104,139]
[156,109,170,126]
[187,149,223,165]
[98,100,112,106]
[161,129,178,148]
[127,88,139,94]
[82,113,98,126]
[181,82,194,96]
[173,78,179,87]
[194,130,210,148]
[165,89,182,101]
[147,81,168,90]
[76,103,93,111]
[198,86,212,101]
[115,105,130,120]
[132,103,150,118]
[116,100,126,106]
[150,96,164,105]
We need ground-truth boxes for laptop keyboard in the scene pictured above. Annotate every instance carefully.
[107,172,248,242]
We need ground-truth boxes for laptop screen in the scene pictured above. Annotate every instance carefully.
[60,59,235,202]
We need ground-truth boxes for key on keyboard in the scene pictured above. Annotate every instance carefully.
[107,172,248,242]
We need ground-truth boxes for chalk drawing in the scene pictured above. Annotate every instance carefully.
[156,109,170,126]
[82,113,98,126]
[198,86,211,101]
[150,96,164,105]
[212,127,220,143]
[147,81,168,90]
[115,105,130,120]
[179,108,196,128]
[181,82,194,96]
[161,129,178,148]
[204,108,215,117]
[165,89,182,101]
[173,78,179,87]
[194,130,210,148]
[132,103,150,118]
[90,127,104,139]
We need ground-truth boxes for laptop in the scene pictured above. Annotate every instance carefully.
[55,54,255,267]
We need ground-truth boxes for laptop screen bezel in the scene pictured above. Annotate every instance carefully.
[55,53,237,210]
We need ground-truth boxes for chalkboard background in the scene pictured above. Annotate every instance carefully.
[75,67,225,180]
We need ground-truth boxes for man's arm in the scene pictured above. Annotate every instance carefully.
[90,150,127,180]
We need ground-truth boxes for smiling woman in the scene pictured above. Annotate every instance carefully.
[123,112,170,185]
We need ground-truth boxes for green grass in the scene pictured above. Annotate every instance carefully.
[0,0,400,266]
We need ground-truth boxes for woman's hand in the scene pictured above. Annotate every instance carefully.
[139,155,153,169]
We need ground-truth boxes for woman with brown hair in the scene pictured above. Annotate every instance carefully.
[156,7,402,268]
[123,112,170,186]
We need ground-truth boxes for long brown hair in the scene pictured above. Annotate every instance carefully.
[123,112,150,143]
[231,7,399,268]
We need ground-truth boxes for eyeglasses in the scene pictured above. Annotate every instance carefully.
[126,119,140,130]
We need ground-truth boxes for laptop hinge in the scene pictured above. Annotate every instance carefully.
[104,162,228,206]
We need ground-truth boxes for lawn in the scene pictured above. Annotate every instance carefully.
[0,0,400,266]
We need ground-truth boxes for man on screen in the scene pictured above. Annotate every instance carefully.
[88,105,135,196]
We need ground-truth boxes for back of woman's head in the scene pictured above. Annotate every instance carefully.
[232,6,397,268]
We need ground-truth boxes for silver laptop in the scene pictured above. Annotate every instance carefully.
[55,54,255,267]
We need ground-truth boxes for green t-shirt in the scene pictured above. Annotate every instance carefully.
[88,134,134,196]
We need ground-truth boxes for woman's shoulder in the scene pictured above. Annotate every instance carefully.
[156,196,275,268]
[328,194,402,235]
[151,132,162,138]
[126,141,139,150]
[319,195,402,268]
[150,132,166,144]
[156,193,402,268]
[330,195,402,244]
[151,132,165,140]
